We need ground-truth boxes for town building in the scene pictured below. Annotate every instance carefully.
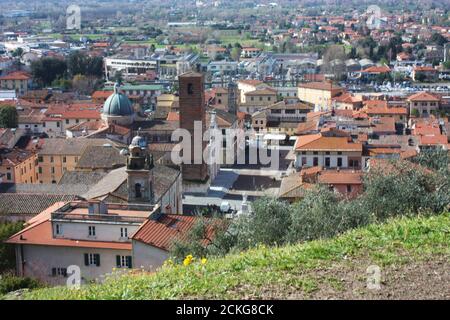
[297,82,343,111]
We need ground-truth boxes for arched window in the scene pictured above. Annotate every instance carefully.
[135,183,142,198]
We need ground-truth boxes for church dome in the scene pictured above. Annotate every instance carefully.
[102,83,134,116]
[130,134,146,148]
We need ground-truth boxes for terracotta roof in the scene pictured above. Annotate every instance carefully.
[295,134,362,152]
[298,81,342,91]
[407,92,440,102]
[419,135,448,146]
[0,71,31,80]
[6,203,131,250]
[413,66,437,72]
[361,65,391,74]
[245,88,277,96]
[132,215,222,251]
[333,92,362,104]
[166,111,180,121]
[318,170,362,185]
[92,90,113,99]
[366,105,407,116]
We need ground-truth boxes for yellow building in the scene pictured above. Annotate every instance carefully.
[239,88,277,114]
[36,139,115,184]
[0,71,32,96]
[297,82,343,111]
[0,149,38,184]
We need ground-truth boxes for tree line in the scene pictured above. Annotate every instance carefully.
[170,149,450,261]
[30,52,104,93]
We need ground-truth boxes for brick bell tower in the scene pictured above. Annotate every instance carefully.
[179,71,208,182]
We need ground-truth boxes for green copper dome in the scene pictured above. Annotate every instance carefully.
[102,83,134,116]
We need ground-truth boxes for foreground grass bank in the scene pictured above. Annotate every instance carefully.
[13,213,450,299]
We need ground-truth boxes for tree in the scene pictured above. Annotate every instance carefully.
[0,221,23,272]
[230,47,242,61]
[72,74,91,95]
[67,52,103,78]
[322,45,347,79]
[234,198,292,249]
[67,51,86,76]
[11,47,23,58]
[31,58,67,86]
[431,33,447,46]
[411,108,420,117]
[0,105,18,128]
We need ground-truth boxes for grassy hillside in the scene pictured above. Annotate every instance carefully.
[12,213,450,299]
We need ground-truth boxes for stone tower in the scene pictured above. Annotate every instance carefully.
[126,134,154,203]
[179,71,208,182]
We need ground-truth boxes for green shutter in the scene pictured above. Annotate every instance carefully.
[127,256,132,269]
[95,254,100,267]
[116,255,121,267]
[52,268,56,276]
[84,253,89,266]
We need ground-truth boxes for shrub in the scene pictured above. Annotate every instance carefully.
[0,274,44,295]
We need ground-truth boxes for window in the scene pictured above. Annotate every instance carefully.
[6,173,11,180]
[56,122,60,128]
[116,255,132,268]
[63,156,66,163]
[337,157,342,167]
[55,224,62,235]
[65,119,69,124]
[325,157,330,167]
[313,157,319,166]
[51,167,55,174]
[88,226,96,237]
[38,156,43,162]
[301,157,307,166]
[135,183,142,198]
[120,227,128,238]
[51,267,67,277]
[187,83,194,94]
[50,156,54,163]
[84,253,100,267]
[346,185,352,193]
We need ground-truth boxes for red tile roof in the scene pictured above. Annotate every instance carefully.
[361,65,391,74]
[0,71,31,80]
[6,203,131,250]
[92,90,113,99]
[407,91,440,102]
[295,134,362,152]
[166,111,180,121]
[132,215,223,251]
[298,81,343,92]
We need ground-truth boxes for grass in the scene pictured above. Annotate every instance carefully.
[12,213,450,300]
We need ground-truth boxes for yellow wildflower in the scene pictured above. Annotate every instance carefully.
[201,258,207,265]
[183,254,194,266]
